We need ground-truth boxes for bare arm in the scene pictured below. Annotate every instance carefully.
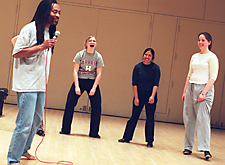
[149,86,158,104]
[13,39,57,58]
[133,85,139,106]
[198,79,215,102]
[89,67,103,96]
[182,76,190,102]
[73,62,81,95]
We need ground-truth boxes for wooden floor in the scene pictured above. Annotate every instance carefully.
[0,104,225,165]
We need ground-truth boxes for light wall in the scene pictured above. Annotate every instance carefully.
[1,0,225,129]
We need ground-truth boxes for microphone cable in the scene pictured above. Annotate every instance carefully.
[34,49,73,165]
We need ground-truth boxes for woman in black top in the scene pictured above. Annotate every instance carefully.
[118,48,160,147]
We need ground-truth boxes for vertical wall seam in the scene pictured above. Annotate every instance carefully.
[7,0,21,95]
[166,17,180,121]
[217,73,225,128]
[148,14,154,47]
[95,9,100,38]
[203,0,207,20]
[147,0,150,13]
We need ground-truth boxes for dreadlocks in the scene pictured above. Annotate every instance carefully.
[31,0,58,53]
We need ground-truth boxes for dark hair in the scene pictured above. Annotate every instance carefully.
[143,48,155,60]
[31,0,58,53]
[198,32,212,50]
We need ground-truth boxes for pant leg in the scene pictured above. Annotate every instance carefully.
[89,85,102,136]
[123,92,145,141]
[23,92,45,155]
[61,83,82,133]
[37,120,44,132]
[195,85,214,151]
[183,83,196,151]
[7,92,38,164]
[145,99,157,143]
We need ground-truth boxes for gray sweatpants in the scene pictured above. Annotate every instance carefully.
[37,120,44,132]
[183,83,214,151]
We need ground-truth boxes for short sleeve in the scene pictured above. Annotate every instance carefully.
[73,51,82,64]
[12,25,32,56]
[96,53,104,68]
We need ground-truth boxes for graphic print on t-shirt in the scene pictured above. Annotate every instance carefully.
[79,59,97,76]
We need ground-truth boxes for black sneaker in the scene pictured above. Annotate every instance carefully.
[118,138,130,143]
[36,130,45,136]
[204,151,212,160]
[147,142,153,148]
[89,134,101,138]
[183,149,192,155]
[59,131,70,135]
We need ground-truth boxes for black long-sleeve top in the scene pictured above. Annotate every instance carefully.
[132,62,161,92]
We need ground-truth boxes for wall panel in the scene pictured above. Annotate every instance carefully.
[96,10,152,116]
[219,78,225,129]
[205,0,225,23]
[0,0,18,91]
[17,0,40,30]
[92,0,148,12]
[150,15,177,121]
[58,0,91,5]
[148,0,205,19]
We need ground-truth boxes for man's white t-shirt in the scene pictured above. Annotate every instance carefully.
[12,21,52,92]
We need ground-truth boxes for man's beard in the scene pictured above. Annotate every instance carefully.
[51,16,59,26]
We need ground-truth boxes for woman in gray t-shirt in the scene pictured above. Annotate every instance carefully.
[60,35,104,138]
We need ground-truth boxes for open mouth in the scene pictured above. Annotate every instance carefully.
[90,45,94,47]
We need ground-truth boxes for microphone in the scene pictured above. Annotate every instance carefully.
[48,31,60,51]
[53,31,60,39]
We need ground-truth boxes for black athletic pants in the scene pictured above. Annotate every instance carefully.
[123,90,157,143]
[61,79,101,136]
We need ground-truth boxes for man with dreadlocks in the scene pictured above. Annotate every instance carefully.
[7,0,60,164]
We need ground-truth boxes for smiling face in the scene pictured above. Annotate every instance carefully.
[198,34,211,53]
[85,37,97,50]
[143,51,153,65]
[46,3,61,27]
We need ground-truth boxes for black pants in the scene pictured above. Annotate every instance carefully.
[123,91,157,143]
[61,79,102,136]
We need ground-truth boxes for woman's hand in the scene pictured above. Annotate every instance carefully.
[149,96,154,104]
[75,86,81,95]
[89,88,96,96]
[198,93,205,102]
[182,93,185,102]
[134,98,139,106]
